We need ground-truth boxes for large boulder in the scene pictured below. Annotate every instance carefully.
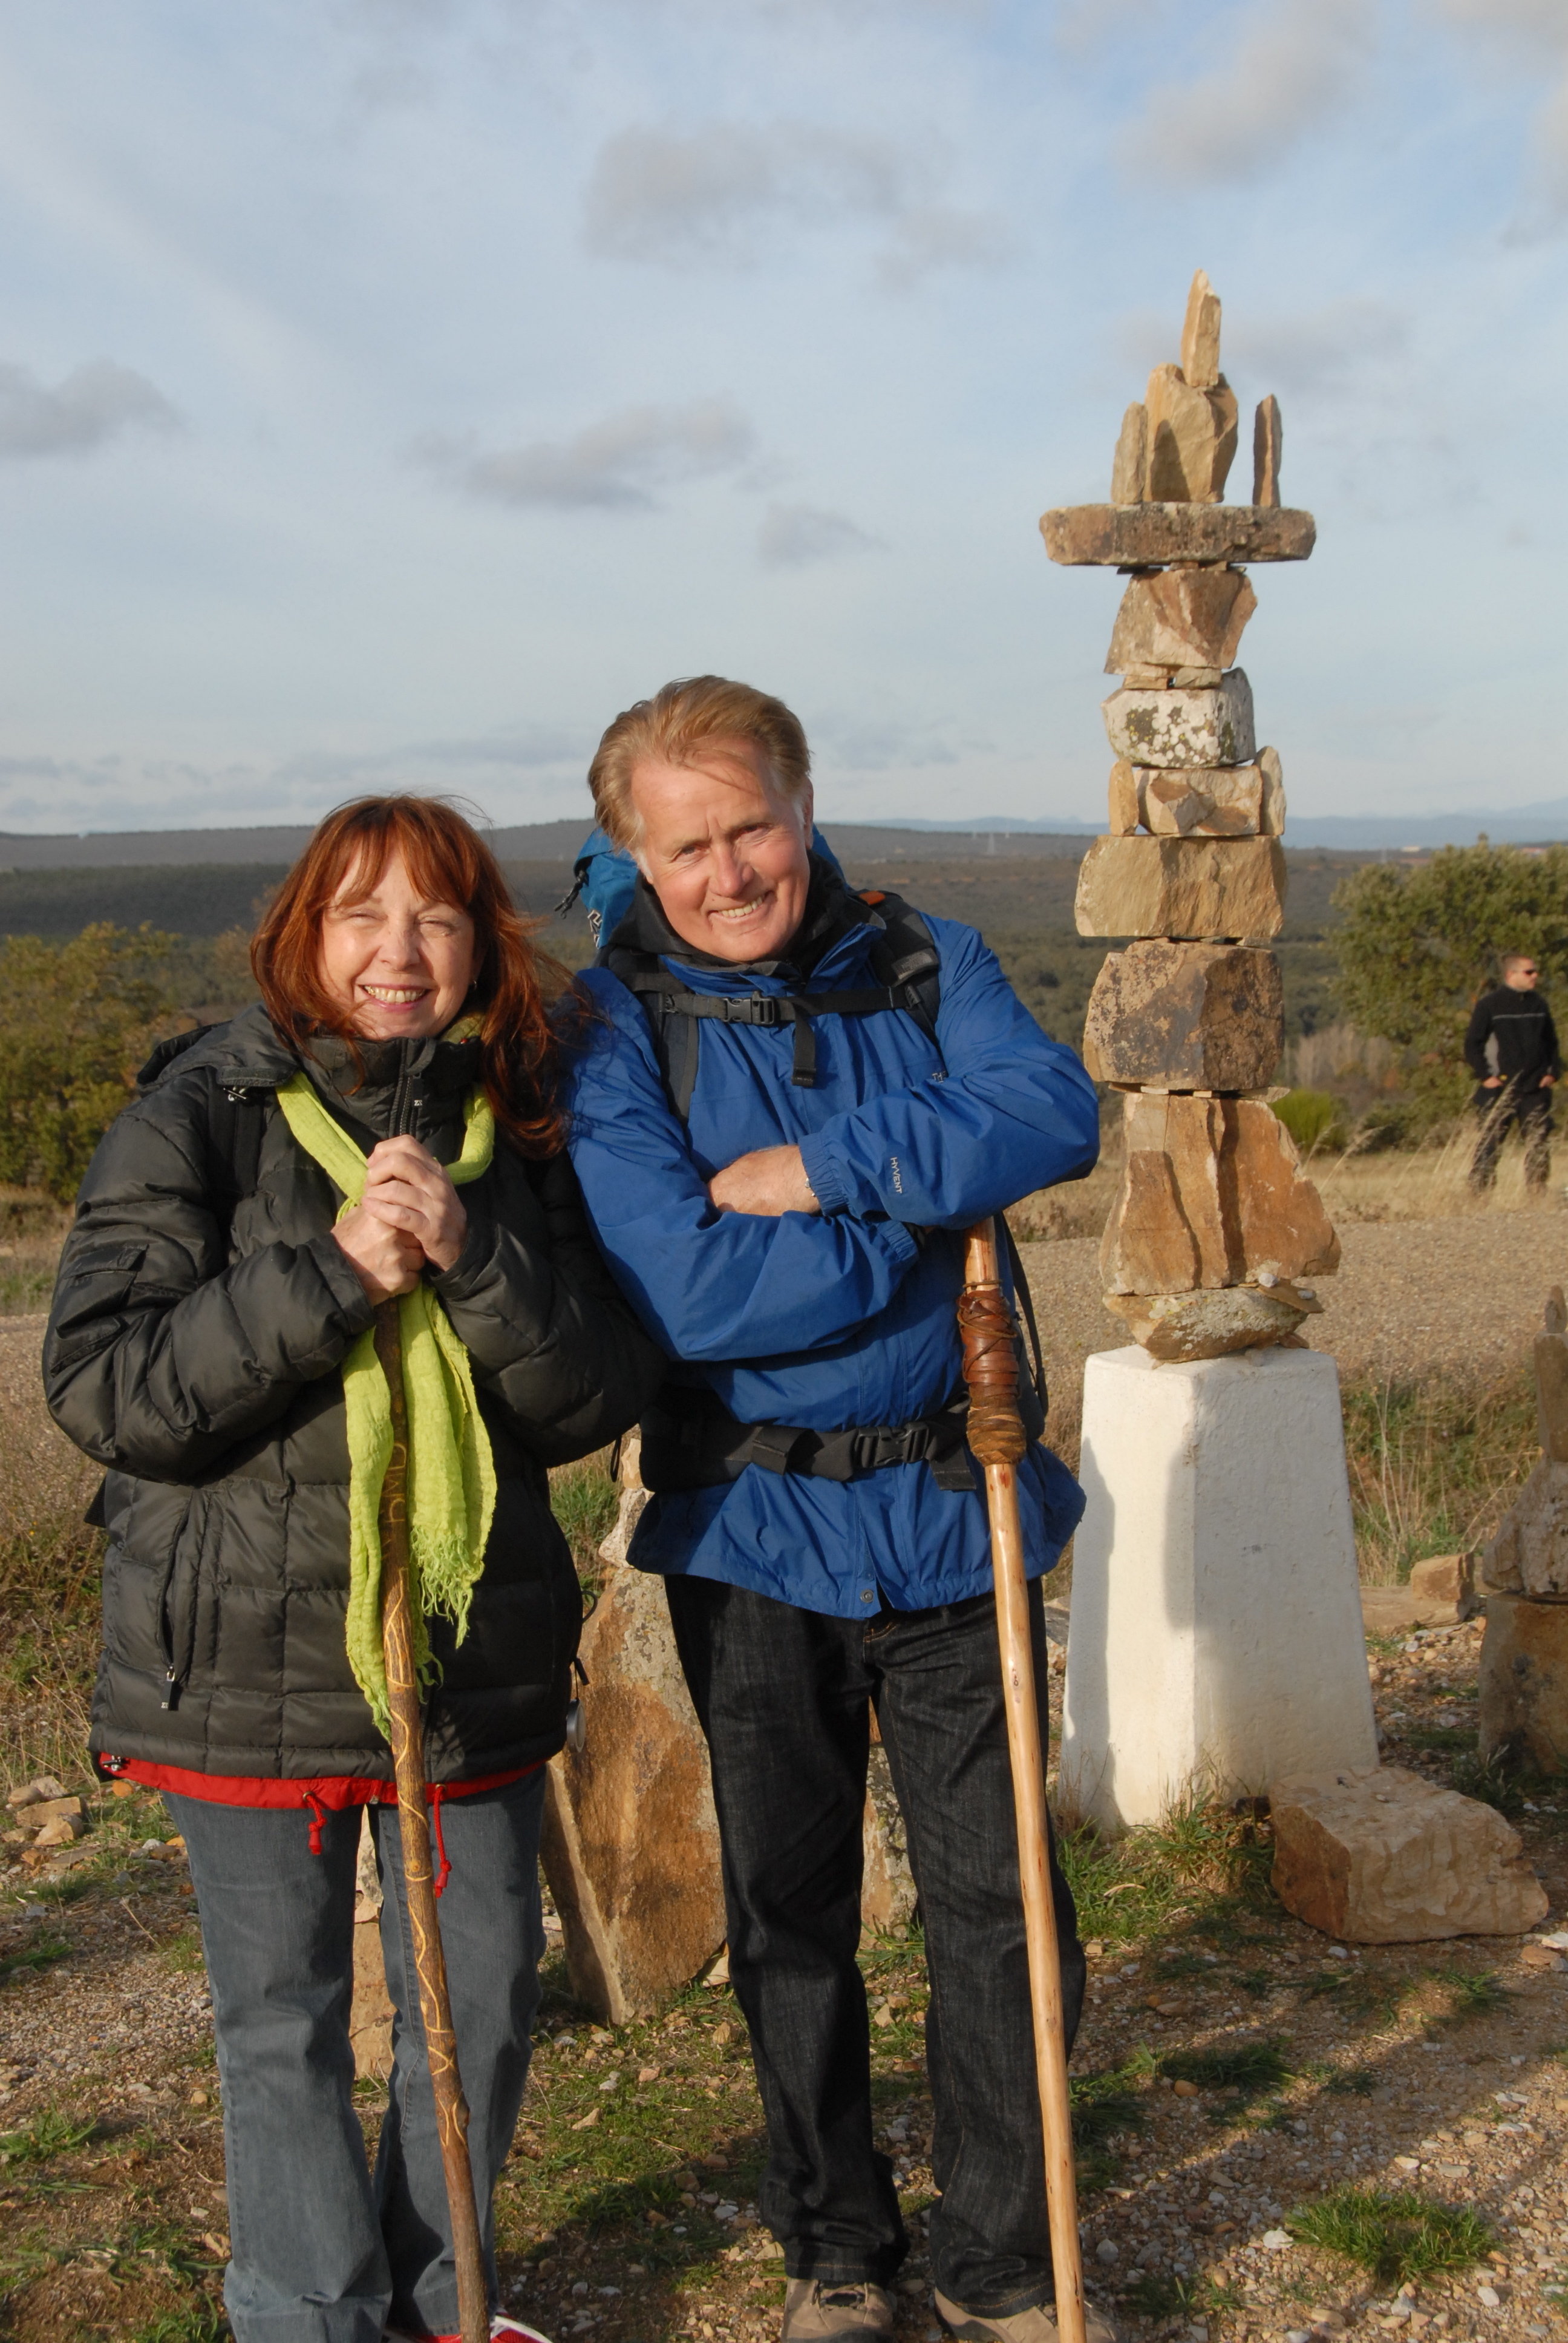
[1269,1763,1547,1942]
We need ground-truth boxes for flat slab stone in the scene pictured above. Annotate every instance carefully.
[1061,1345,1377,1829]
[1103,671,1255,768]
[1074,834,1287,939]
[1083,939,1284,1090]
[1478,1591,1568,1772]
[1103,1281,1317,1360]
[1040,502,1316,566]
[1269,1763,1548,1942]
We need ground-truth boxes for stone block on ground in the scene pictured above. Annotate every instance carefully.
[1103,1281,1318,1362]
[1082,939,1284,1090]
[1061,1346,1377,1829]
[1040,503,1316,568]
[540,1560,727,2027]
[1120,762,1272,838]
[1110,403,1148,505]
[1102,670,1255,768]
[1481,1454,1568,1596]
[1408,1552,1478,1616]
[1478,1591,1568,1772]
[1105,566,1257,677]
[1145,362,1238,503]
[1100,1092,1339,1296]
[1074,834,1287,940]
[1269,1763,1548,1942]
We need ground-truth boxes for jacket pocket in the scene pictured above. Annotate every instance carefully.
[47,1245,151,1371]
[158,1491,210,1711]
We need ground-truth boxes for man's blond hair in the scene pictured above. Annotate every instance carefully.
[587,675,811,852]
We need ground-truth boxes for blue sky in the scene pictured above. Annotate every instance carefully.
[0,0,1564,836]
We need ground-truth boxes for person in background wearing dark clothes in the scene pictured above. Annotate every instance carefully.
[1465,952,1561,1193]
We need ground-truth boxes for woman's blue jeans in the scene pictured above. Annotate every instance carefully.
[664,1578,1085,2318]
[167,1769,546,2343]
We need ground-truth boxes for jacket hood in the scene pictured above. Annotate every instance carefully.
[606,850,871,986]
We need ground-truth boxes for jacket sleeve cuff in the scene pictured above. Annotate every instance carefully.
[799,1132,852,1216]
[305,1231,378,1335]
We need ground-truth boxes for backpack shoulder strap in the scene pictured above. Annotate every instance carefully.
[602,944,704,1122]
[857,890,942,1053]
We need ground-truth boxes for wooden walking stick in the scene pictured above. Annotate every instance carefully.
[958,1219,1086,2343]
[373,1298,490,2343]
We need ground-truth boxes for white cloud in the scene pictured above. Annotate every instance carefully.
[1437,0,1568,219]
[581,118,1005,284]
[757,502,883,565]
[1123,0,1374,184]
[0,358,183,459]
[416,396,756,510]
[1224,297,1409,394]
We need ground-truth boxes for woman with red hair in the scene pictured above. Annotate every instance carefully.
[45,797,663,2343]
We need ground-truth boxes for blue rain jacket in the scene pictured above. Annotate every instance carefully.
[562,886,1100,1618]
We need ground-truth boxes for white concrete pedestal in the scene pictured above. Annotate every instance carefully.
[1059,1344,1377,1832]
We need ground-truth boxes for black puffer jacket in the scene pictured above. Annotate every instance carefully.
[44,1005,665,1784]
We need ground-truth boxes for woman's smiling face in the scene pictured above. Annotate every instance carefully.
[316,847,478,1038]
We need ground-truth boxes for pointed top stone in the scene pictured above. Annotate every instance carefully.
[1547,1285,1567,1336]
[1181,269,1223,390]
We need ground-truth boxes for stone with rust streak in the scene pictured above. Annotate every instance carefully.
[540,1559,727,2025]
[1100,1092,1339,1296]
[1478,1592,1568,1773]
[1269,1763,1548,1942]
[1040,503,1316,567]
[1145,362,1238,503]
[1134,764,1266,837]
[1074,834,1287,939]
[1110,402,1148,505]
[1105,566,1256,676]
[1103,670,1255,768]
[1253,395,1282,508]
[1103,1282,1316,1362]
[1082,939,1283,1089]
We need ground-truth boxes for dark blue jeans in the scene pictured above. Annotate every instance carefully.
[168,1771,546,2343]
[664,1578,1083,2316]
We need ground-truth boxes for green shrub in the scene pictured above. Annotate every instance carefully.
[0,925,179,1198]
[1272,1088,1345,1152]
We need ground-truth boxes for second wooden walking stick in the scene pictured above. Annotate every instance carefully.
[374,1297,491,2343]
[958,1219,1086,2343]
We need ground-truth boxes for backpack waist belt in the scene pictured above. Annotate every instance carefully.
[639,1388,979,1495]
[626,969,929,1090]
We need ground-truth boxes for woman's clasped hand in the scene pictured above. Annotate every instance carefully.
[335,1133,469,1300]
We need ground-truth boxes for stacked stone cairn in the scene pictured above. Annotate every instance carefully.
[1042,270,1341,1365]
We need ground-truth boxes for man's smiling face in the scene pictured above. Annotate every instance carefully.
[629,738,814,964]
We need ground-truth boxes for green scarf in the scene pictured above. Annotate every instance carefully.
[275,1071,498,1738]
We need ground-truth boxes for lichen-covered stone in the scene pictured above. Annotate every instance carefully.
[1105,566,1256,676]
[1103,1282,1317,1362]
[1074,834,1287,939]
[1102,670,1255,768]
[1040,502,1316,567]
[1082,939,1283,1090]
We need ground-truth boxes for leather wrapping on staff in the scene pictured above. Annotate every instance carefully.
[958,1283,1028,1464]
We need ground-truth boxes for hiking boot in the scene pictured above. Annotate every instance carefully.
[782,2279,897,2342]
[933,2290,1118,2343]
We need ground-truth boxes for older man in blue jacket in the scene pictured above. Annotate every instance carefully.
[564,677,1106,2343]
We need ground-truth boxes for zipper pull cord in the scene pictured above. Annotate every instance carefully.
[302,1791,328,1856]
